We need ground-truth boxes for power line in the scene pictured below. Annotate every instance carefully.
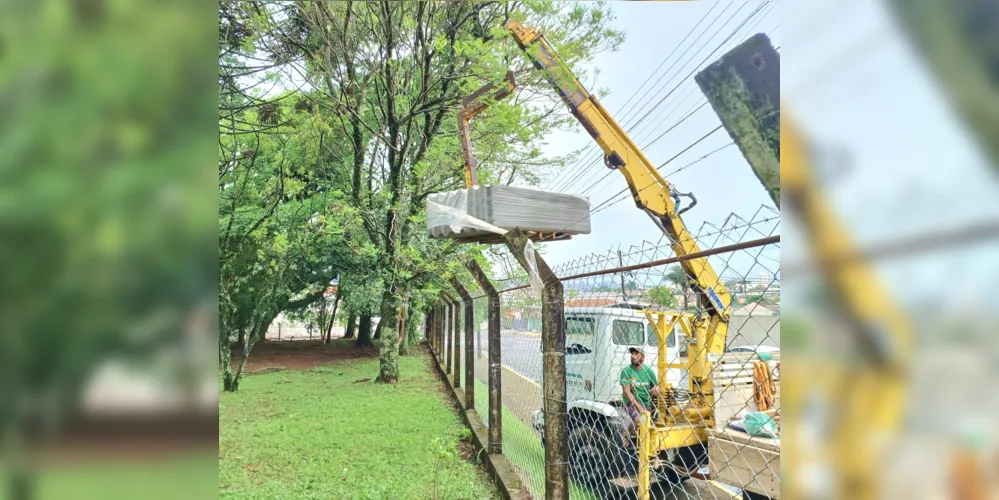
[573,100,711,199]
[544,3,731,193]
[586,125,726,217]
[553,3,749,194]
[547,3,744,194]
[562,2,776,197]
[575,14,777,203]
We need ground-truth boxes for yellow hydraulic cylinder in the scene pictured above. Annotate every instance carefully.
[637,411,652,500]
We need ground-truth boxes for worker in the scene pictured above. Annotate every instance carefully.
[620,346,659,445]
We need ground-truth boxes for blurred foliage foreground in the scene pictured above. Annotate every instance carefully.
[1,1,218,499]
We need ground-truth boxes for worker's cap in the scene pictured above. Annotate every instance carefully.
[628,347,645,356]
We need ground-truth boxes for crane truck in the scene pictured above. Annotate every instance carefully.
[446,19,741,498]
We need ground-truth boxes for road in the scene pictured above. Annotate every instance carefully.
[457,327,543,382]
[458,327,688,390]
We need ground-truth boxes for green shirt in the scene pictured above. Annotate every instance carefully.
[620,364,657,408]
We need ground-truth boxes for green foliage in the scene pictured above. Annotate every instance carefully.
[1,2,217,491]
[646,286,678,309]
[218,356,497,499]
[220,0,624,382]
[665,265,691,309]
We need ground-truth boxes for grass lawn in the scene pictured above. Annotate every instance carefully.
[219,353,498,500]
[471,379,599,500]
[29,453,218,500]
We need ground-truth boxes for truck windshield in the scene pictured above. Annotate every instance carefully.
[612,320,644,345]
[566,317,594,337]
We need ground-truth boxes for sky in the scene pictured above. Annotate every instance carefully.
[527,2,782,280]
[247,0,999,308]
[520,0,999,309]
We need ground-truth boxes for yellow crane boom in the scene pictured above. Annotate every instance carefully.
[503,21,732,496]
[506,18,731,348]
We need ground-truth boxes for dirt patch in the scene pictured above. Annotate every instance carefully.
[40,414,216,465]
[237,338,380,372]
[243,461,263,471]
[422,345,457,402]
[456,437,478,465]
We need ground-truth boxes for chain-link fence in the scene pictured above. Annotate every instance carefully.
[428,206,780,499]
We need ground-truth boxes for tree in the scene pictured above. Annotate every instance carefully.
[357,315,374,348]
[646,286,677,309]
[343,312,358,339]
[221,1,622,385]
[218,22,375,391]
[665,265,690,310]
[3,1,217,497]
[324,291,342,344]
[248,1,623,383]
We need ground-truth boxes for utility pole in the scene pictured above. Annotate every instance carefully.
[618,250,627,304]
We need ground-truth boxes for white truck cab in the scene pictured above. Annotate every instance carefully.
[564,304,685,406]
[532,304,690,487]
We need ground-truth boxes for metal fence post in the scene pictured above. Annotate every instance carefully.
[444,294,459,381]
[428,307,434,354]
[432,306,438,355]
[424,310,430,346]
[430,306,437,355]
[441,296,451,379]
[438,304,445,359]
[467,260,501,454]
[502,228,568,500]
[451,278,474,409]
[449,284,462,388]
[435,304,443,358]
[426,310,432,347]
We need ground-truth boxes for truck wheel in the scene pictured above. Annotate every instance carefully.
[568,422,634,485]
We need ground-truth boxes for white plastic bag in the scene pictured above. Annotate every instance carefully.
[426,200,543,296]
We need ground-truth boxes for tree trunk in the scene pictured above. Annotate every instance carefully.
[405,307,421,355]
[237,327,246,349]
[373,319,382,340]
[224,312,276,392]
[376,291,401,383]
[356,315,373,347]
[344,312,357,339]
[220,325,236,392]
[325,292,342,344]
[398,304,413,356]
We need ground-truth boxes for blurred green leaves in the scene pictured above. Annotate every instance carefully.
[0,0,218,494]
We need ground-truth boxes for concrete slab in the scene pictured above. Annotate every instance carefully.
[428,185,591,243]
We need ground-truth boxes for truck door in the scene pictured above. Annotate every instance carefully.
[607,317,647,403]
[564,315,596,403]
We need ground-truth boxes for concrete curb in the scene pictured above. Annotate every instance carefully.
[503,328,540,338]
[425,342,532,500]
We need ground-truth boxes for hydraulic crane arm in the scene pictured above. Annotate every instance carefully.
[459,71,516,187]
[506,19,731,324]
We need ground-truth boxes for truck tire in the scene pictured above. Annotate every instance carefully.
[568,421,635,486]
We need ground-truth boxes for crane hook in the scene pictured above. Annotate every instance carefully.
[671,190,698,216]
